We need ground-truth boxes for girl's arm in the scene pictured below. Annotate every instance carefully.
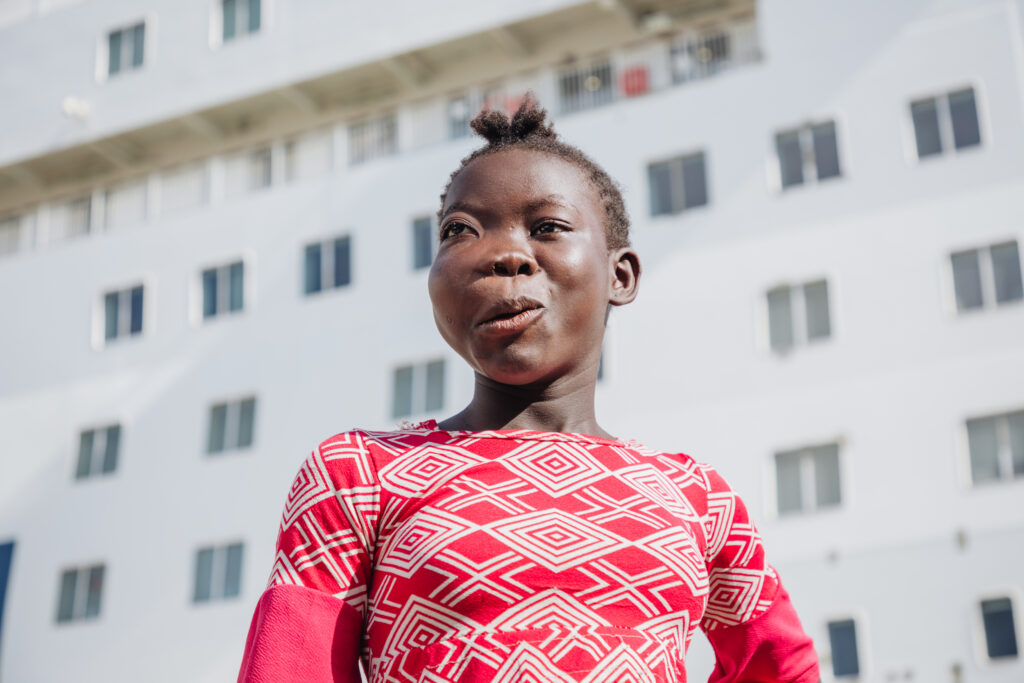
[238,432,380,683]
[699,466,819,683]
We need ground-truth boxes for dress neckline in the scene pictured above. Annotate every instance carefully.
[408,419,638,448]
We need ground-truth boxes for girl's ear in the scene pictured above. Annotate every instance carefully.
[608,248,641,306]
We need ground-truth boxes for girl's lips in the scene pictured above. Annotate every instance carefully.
[476,307,544,335]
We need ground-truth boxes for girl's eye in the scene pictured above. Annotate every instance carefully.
[533,222,568,236]
[440,222,473,241]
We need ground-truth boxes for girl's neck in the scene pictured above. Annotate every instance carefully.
[438,369,612,439]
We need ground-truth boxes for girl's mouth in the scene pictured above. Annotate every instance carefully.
[477,306,545,335]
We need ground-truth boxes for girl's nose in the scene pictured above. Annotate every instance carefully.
[480,230,537,276]
[491,251,536,276]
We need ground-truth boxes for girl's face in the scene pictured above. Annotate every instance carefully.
[428,149,638,387]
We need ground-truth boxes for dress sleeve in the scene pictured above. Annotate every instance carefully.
[699,466,819,683]
[238,432,381,683]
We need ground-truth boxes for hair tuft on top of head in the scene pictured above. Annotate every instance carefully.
[440,91,631,251]
[470,93,556,145]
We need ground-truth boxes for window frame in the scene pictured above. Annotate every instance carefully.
[647,150,709,218]
[761,277,835,355]
[74,423,123,481]
[55,563,106,624]
[771,440,845,517]
[192,541,245,604]
[411,214,436,271]
[946,239,1023,315]
[391,358,446,420]
[96,16,152,83]
[771,118,844,192]
[302,234,353,296]
[93,279,149,349]
[210,0,267,48]
[205,395,258,455]
[961,407,1024,487]
[905,84,985,163]
[192,256,252,325]
[974,590,1022,665]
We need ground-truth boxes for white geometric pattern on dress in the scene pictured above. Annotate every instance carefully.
[268,422,783,681]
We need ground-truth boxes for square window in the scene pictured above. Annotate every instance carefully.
[981,598,1019,659]
[75,425,121,480]
[303,236,352,295]
[774,121,841,190]
[911,87,981,160]
[967,409,1024,485]
[447,95,473,140]
[56,564,105,623]
[193,543,244,603]
[201,261,245,320]
[392,360,445,419]
[766,280,832,353]
[102,285,144,342]
[951,241,1022,312]
[827,619,860,676]
[222,0,260,43]
[774,443,842,515]
[412,216,435,270]
[648,153,708,217]
[107,22,145,77]
[206,397,257,454]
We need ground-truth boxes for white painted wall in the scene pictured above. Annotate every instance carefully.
[0,0,1023,681]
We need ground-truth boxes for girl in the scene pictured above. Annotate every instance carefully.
[238,95,819,682]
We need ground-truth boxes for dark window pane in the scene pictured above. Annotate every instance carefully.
[828,619,860,676]
[813,444,841,508]
[208,404,228,454]
[108,31,122,75]
[0,542,13,647]
[776,130,804,188]
[982,598,1019,658]
[237,398,256,449]
[202,269,218,318]
[304,243,322,295]
[129,286,143,334]
[648,161,674,217]
[392,366,414,418]
[83,566,103,618]
[804,280,831,341]
[131,23,145,68]
[223,543,244,598]
[812,122,841,180]
[413,217,433,270]
[681,154,707,209]
[949,88,981,150]
[767,286,794,352]
[990,242,1023,304]
[76,430,94,479]
[57,569,77,622]
[911,98,942,157]
[222,0,237,40]
[247,0,260,32]
[967,416,1000,484]
[951,250,983,311]
[775,451,803,515]
[102,425,120,474]
[193,548,214,602]
[228,262,244,312]
[425,360,445,412]
[1008,411,1024,477]
[333,237,351,288]
[105,292,119,340]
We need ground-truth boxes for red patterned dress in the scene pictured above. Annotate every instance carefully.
[238,421,818,682]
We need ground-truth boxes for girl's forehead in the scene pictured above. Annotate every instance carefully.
[446,149,595,205]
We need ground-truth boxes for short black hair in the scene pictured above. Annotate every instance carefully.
[438,93,631,251]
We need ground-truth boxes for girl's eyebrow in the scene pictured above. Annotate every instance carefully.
[440,201,486,220]
[524,194,576,213]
